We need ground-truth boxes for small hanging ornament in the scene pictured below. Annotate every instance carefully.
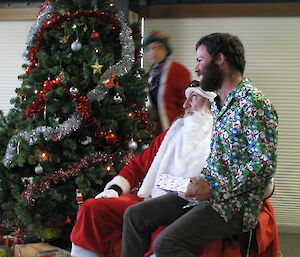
[76,189,84,207]
[103,72,118,88]
[65,217,72,225]
[43,106,47,120]
[113,93,122,103]
[35,163,43,174]
[94,48,101,54]
[40,152,48,161]
[21,177,34,184]
[128,112,134,118]
[60,35,70,43]
[128,138,138,150]
[80,136,92,145]
[16,141,21,154]
[17,91,23,103]
[91,31,100,39]
[71,39,82,52]
[105,132,117,144]
[69,87,79,95]
[53,133,62,141]
[91,60,103,74]
[25,66,32,75]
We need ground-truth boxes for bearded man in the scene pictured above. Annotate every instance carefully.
[70,83,216,257]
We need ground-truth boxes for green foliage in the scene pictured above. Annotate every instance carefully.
[0,0,154,247]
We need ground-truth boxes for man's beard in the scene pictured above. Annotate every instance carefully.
[183,108,209,133]
[200,61,223,92]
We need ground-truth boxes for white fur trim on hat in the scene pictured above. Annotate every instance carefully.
[185,87,217,103]
[104,175,131,194]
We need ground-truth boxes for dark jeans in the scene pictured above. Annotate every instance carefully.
[121,193,244,257]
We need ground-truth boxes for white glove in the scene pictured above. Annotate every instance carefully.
[95,189,119,199]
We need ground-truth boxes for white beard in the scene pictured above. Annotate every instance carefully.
[137,108,213,199]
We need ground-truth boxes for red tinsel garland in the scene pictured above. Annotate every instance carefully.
[71,92,108,142]
[25,76,62,119]
[27,10,121,73]
[21,150,136,205]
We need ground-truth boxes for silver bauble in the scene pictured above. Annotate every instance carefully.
[71,40,82,52]
[113,94,122,103]
[69,87,79,95]
[35,163,43,174]
[128,139,138,150]
[80,136,92,145]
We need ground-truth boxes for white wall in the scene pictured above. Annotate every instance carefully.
[0,20,34,115]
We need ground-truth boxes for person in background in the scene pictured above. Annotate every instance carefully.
[143,30,191,134]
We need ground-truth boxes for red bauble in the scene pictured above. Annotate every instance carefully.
[91,31,100,39]
[25,66,32,75]
[105,132,117,144]
[65,217,72,224]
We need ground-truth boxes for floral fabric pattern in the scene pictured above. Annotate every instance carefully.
[203,78,278,231]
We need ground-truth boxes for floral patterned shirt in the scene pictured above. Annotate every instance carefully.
[202,78,278,232]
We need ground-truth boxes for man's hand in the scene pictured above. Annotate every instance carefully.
[180,177,212,201]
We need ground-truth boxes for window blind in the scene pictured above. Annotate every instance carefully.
[144,17,300,233]
[0,20,34,115]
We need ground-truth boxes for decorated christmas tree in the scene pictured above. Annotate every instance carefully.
[0,0,153,246]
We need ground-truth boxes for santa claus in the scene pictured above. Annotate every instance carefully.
[70,82,217,257]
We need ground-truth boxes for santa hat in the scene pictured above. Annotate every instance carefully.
[185,80,217,103]
[143,30,173,56]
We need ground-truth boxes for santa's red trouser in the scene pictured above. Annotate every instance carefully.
[70,194,279,257]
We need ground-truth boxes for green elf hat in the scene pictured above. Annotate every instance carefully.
[143,30,173,56]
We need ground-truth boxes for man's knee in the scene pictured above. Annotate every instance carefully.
[123,204,139,223]
[153,233,175,255]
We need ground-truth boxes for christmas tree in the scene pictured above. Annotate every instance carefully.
[0,0,153,246]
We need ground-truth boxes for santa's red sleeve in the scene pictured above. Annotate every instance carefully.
[104,130,168,194]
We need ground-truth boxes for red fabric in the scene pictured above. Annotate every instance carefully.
[161,61,191,127]
[252,199,279,257]
[70,194,141,257]
[71,195,278,257]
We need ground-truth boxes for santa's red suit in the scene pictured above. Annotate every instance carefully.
[149,60,191,133]
[70,130,279,257]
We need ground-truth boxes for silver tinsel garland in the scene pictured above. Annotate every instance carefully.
[23,1,56,61]
[3,8,135,167]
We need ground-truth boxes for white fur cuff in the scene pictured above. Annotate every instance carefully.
[104,175,131,194]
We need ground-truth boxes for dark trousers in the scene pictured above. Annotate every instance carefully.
[121,193,244,257]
